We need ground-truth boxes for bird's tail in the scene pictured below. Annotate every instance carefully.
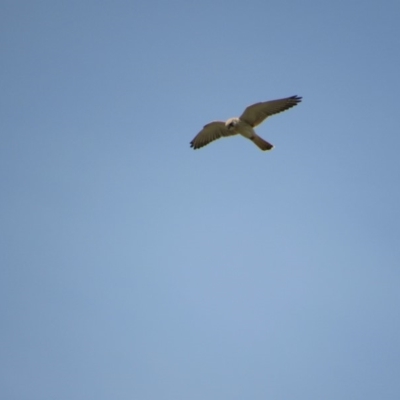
[251,135,274,151]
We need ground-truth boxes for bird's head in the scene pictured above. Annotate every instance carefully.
[225,118,239,131]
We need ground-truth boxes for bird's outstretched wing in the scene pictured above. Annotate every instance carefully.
[239,95,302,127]
[190,121,235,149]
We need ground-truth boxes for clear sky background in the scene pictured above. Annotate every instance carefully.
[1,1,400,399]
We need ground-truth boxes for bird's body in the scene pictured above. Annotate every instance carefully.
[225,117,273,150]
[190,95,302,151]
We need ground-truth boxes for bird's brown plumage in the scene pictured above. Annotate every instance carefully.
[190,95,302,151]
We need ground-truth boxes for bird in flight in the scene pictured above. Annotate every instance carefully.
[190,95,302,151]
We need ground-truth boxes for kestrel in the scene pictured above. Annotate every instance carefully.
[190,95,302,151]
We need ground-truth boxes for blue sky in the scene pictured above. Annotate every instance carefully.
[1,1,400,399]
